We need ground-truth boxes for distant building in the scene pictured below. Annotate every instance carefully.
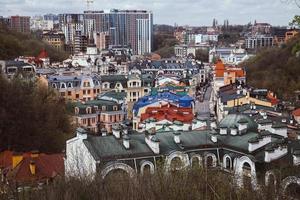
[245,35,273,50]
[94,32,110,50]
[175,44,209,58]
[30,15,54,30]
[213,60,246,91]
[285,30,299,42]
[59,14,84,45]
[60,10,153,55]
[74,31,88,54]
[10,16,30,33]
[209,47,250,64]
[42,30,65,51]
[273,28,288,46]
[252,22,271,35]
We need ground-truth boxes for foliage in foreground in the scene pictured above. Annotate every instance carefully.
[0,75,73,153]
[3,168,295,200]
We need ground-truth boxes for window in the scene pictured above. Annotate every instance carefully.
[60,83,66,89]
[113,106,118,111]
[83,90,86,95]
[67,82,72,88]
[68,91,72,96]
[61,92,65,96]
[87,90,91,94]
[84,81,91,87]
[76,94,79,99]
[52,83,57,88]
[86,107,92,114]
[75,107,79,115]
[93,89,96,93]
[102,106,106,111]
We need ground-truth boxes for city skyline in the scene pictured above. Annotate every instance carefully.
[0,0,299,26]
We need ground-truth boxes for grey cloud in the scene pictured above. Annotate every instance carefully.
[0,0,299,25]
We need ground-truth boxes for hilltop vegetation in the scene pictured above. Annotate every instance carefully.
[153,25,178,58]
[0,25,69,62]
[243,35,300,100]
[0,75,73,153]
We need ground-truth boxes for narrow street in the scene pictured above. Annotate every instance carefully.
[195,85,213,118]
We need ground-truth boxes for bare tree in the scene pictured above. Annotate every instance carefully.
[281,0,300,8]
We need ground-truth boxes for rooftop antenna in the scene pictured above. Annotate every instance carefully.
[86,0,94,11]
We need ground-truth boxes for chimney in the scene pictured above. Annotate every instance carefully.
[112,124,121,138]
[29,161,36,175]
[293,149,300,166]
[76,128,88,140]
[12,153,23,169]
[123,135,130,149]
[145,134,160,154]
[230,125,238,135]
[31,150,39,158]
[173,132,181,144]
[211,129,218,143]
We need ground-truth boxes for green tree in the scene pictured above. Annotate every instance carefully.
[0,75,73,153]
[195,49,209,62]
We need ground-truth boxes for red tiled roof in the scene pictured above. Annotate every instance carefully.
[37,49,49,59]
[0,151,64,184]
[292,108,300,116]
[141,104,194,123]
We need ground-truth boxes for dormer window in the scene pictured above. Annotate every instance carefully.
[84,81,91,87]
[102,106,106,111]
[86,107,92,114]
[75,107,79,115]
[60,83,66,89]
[52,83,57,88]
[113,106,118,111]
[67,82,73,88]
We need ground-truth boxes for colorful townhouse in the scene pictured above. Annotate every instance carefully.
[73,99,126,134]
[216,84,278,121]
[100,73,154,119]
[132,91,194,132]
[48,75,101,101]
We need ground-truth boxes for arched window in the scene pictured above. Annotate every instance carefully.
[75,107,79,115]
[67,82,72,88]
[86,107,92,114]
[52,83,57,88]
[60,83,66,89]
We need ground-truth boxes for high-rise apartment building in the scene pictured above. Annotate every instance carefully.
[60,10,153,55]
[10,16,30,33]
[59,14,84,45]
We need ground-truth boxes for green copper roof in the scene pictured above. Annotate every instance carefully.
[219,114,258,132]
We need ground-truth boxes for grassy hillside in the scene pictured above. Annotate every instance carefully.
[243,35,300,100]
[0,25,69,62]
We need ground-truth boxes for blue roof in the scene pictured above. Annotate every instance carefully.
[133,92,194,116]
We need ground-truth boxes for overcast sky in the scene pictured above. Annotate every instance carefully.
[0,0,299,26]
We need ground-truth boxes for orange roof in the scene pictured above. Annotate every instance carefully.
[0,151,64,184]
[215,60,225,70]
[292,108,300,116]
[37,49,49,59]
